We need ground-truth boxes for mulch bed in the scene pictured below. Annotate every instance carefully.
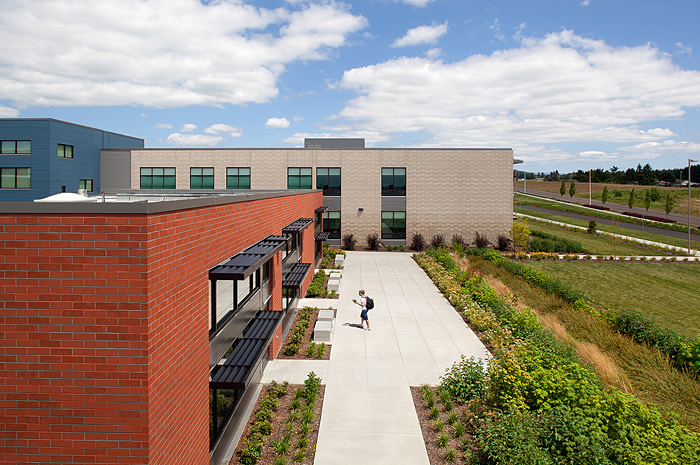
[276,307,335,360]
[410,386,486,465]
[230,382,326,465]
[304,273,339,299]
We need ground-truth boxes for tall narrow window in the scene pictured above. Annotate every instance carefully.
[190,167,214,189]
[316,168,341,196]
[381,211,406,239]
[140,167,176,189]
[57,144,73,158]
[322,211,341,239]
[226,167,251,189]
[79,179,93,192]
[1,141,31,154]
[287,167,312,189]
[0,168,31,189]
[381,167,406,196]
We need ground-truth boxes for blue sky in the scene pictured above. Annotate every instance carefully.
[1,0,700,173]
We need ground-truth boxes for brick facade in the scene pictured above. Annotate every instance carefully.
[0,191,321,464]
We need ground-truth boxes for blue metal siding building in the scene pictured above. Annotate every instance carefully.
[0,119,143,202]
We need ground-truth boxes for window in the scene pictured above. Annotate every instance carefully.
[190,167,214,189]
[79,179,93,192]
[0,168,31,189]
[323,211,341,239]
[381,211,406,239]
[316,168,341,196]
[140,167,176,189]
[1,141,31,154]
[288,167,312,189]
[381,167,406,196]
[226,167,251,189]
[57,144,73,159]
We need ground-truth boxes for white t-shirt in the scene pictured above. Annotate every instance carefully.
[359,296,367,310]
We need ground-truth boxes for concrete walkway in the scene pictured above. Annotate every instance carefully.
[262,251,490,465]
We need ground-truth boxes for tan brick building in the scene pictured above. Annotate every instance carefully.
[102,139,515,246]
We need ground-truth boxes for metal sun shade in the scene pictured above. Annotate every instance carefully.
[209,310,283,390]
[314,206,328,214]
[315,231,330,241]
[208,235,289,281]
[282,262,311,289]
[281,218,314,233]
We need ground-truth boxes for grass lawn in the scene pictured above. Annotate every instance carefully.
[516,206,700,252]
[515,180,700,215]
[525,260,700,339]
[464,256,700,431]
[528,222,665,256]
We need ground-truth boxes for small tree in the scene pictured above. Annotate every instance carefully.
[628,188,636,210]
[665,192,675,215]
[569,181,576,198]
[601,185,609,205]
[560,180,566,198]
[509,220,531,251]
[644,190,651,214]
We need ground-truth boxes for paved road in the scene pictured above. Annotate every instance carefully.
[514,187,700,228]
[518,205,700,243]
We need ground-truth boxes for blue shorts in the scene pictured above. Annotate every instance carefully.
[361,309,369,321]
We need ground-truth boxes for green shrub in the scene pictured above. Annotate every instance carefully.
[316,342,327,359]
[283,343,300,356]
[440,355,488,403]
[306,271,326,297]
[479,411,553,465]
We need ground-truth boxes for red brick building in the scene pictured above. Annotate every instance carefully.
[0,190,322,464]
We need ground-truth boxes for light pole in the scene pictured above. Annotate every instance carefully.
[589,168,592,205]
[690,159,698,255]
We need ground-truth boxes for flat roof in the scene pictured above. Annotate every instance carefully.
[125,147,513,151]
[0,118,144,142]
[0,189,321,215]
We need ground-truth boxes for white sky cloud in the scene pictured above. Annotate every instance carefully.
[581,0,590,6]
[204,124,242,137]
[266,117,291,128]
[394,0,435,7]
[619,140,700,153]
[392,22,448,48]
[166,133,223,147]
[676,42,693,56]
[334,30,700,151]
[0,106,19,117]
[0,0,367,109]
[180,123,197,132]
[153,123,174,129]
[490,19,505,42]
[292,116,304,122]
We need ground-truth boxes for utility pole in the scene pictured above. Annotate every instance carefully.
[690,159,698,255]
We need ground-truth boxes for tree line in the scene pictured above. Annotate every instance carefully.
[515,163,700,185]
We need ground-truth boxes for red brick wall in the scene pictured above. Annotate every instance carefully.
[0,191,322,465]
[0,213,150,465]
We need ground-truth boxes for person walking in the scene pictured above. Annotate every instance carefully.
[352,289,371,331]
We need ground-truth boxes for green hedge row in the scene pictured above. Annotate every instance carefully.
[415,252,700,464]
[529,229,586,253]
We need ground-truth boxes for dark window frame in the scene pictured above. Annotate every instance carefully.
[0,167,31,189]
[322,211,341,239]
[57,144,74,159]
[316,167,341,196]
[381,211,406,239]
[140,167,176,189]
[226,167,251,189]
[287,167,312,189]
[79,179,93,192]
[381,167,406,196]
[190,167,214,189]
[1,140,31,154]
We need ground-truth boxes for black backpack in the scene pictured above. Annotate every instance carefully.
[365,296,374,310]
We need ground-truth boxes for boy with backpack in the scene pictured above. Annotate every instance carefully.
[352,289,373,331]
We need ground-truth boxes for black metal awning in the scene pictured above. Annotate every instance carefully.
[209,235,289,281]
[315,206,328,214]
[315,231,330,241]
[209,310,282,390]
[282,218,314,234]
[282,262,312,289]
